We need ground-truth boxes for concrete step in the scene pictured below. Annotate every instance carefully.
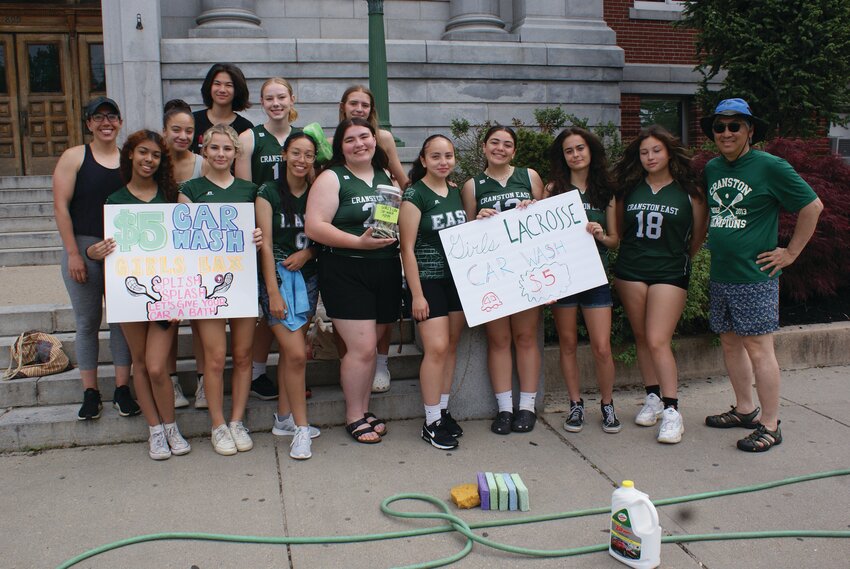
[0,175,52,190]
[0,216,57,232]
[0,202,54,218]
[0,379,427,452]
[0,309,415,356]
[0,343,423,407]
[0,188,53,203]
[0,246,62,267]
[0,231,61,249]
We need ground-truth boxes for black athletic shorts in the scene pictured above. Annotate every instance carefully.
[418,277,463,319]
[318,253,402,323]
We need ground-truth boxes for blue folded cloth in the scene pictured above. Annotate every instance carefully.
[276,263,310,331]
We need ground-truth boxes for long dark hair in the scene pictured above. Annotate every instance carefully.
[120,130,178,203]
[406,134,454,188]
[613,125,702,201]
[482,125,517,169]
[200,63,251,111]
[548,127,613,210]
[328,118,389,171]
[277,132,317,227]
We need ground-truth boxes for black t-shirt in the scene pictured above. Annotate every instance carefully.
[190,109,253,153]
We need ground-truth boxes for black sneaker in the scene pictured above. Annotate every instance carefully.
[421,419,459,450]
[441,410,464,438]
[564,399,584,433]
[250,373,279,400]
[77,388,102,420]
[601,402,622,433]
[113,385,141,417]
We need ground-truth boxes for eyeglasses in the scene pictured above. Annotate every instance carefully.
[288,151,315,163]
[712,121,746,134]
[89,113,120,123]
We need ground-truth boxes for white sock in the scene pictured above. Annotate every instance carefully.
[163,422,178,431]
[170,373,179,383]
[439,393,450,410]
[519,391,537,412]
[424,404,441,425]
[149,424,164,435]
[376,353,388,371]
[252,361,267,380]
[275,412,292,423]
[495,391,513,413]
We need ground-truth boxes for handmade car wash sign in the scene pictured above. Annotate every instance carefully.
[103,203,258,323]
[439,190,608,327]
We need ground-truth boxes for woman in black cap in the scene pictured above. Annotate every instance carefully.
[52,97,138,420]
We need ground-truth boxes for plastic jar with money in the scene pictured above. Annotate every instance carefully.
[371,184,401,239]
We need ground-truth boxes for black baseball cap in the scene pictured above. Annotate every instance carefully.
[84,96,121,119]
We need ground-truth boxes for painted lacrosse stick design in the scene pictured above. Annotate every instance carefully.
[125,276,161,302]
[206,272,234,298]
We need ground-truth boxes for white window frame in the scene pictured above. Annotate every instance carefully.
[631,1,685,21]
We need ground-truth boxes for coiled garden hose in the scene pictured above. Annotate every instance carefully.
[56,468,850,569]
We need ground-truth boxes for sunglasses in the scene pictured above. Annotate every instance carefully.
[712,121,747,134]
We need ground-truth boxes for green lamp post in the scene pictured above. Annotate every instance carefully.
[366,0,403,146]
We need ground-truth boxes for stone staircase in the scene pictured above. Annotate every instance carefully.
[0,176,61,267]
[0,301,425,452]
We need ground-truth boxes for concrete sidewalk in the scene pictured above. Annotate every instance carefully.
[2,366,848,569]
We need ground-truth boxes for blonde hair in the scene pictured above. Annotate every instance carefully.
[261,77,298,123]
[202,124,241,155]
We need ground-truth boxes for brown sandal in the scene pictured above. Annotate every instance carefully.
[705,406,760,429]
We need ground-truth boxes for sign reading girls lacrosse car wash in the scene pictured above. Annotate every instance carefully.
[439,191,608,327]
[103,203,258,323]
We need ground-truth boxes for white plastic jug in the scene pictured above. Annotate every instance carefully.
[609,480,661,569]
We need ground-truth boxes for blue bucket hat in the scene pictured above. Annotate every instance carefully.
[700,98,767,143]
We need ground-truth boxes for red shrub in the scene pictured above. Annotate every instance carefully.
[692,140,850,301]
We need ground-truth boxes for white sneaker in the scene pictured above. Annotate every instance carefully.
[272,413,321,438]
[228,421,254,452]
[211,424,237,456]
[164,423,191,456]
[172,375,189,409]
[195,376,208,409]
[148,428,171,461]
[371,365,391,393]
[289,426,313,460]
[657,407,684,444]
[635,393,664,426]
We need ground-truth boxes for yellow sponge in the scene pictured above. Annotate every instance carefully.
[450,483,481,509]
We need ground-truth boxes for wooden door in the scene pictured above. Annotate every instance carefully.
[15,33,76,175]
[0,34,21,175]
[77,34,105,145]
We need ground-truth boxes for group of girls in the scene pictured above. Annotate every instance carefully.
[60,60,707,463]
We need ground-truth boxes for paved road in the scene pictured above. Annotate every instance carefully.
[2,366,848,568]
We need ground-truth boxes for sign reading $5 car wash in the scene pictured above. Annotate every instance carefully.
[103,203,258,323]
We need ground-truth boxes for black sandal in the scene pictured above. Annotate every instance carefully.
[345,418,382,444]
[364,412,388,436]
[705,406,760,429]
[737,422,782,452]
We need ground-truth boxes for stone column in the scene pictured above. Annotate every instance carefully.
[190,0,266,38]
[511,0,617,44]
[442,0,517,41]
[101,0,163,139]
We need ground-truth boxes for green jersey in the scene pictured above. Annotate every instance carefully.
[106,185,167,205]
[572,186,610,268]
[327,165,397,259]
[402,179,467,280]
[615,180,693,281]
[257,182,316,279]
[179,176,258,204]
[705,149,817,283]
[473,167,533,212]
[249,125,302,185]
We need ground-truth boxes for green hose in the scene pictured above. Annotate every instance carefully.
[55,468,850,569]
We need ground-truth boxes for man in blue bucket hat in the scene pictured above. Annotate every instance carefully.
[700,98,823,452]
